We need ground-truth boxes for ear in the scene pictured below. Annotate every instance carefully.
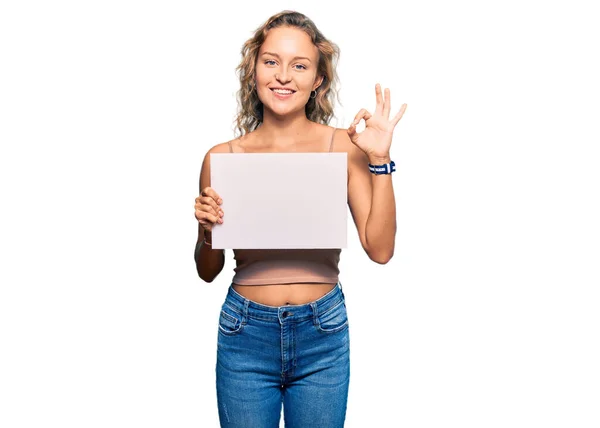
[313,74,324,91]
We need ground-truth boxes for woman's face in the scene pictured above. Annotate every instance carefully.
[255,26,323,118]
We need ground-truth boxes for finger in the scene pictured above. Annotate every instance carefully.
[348,110,365,142]
[200,211,222,227]
[351,108,366,125]
[196,196,222,218]
[204,195,222,216]
[202,188,223,211]
[346,123,358,142]
[375,83,383,115]
[351,109,372,126]
[391,103,407,127]
[196,196,223,215]
[383,88,391,118]
[201,187,223,205]
[197,209,221,225]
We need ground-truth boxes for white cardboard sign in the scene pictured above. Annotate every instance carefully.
[210,152,348,249]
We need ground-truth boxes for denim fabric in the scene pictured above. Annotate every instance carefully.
[215,281,350,427]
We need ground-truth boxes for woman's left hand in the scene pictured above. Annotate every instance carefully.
[347,83,407,161]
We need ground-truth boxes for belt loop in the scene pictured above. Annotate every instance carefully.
[242,298,250,325]
[338,280,344,297]
[310,301,318,326]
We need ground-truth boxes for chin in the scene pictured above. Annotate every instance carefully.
[264,105,298,118]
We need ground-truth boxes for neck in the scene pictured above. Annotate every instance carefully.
[257,110,315,146]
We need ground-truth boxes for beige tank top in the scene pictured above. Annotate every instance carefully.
[227,128,342,285]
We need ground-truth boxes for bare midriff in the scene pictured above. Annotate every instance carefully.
[232,282,337,306]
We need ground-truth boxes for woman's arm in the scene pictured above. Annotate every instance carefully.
[345,84,406,263]
[195,226,225,282]
[346,136,396,264]
[194,146,226,282]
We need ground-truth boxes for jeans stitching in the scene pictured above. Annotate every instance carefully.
[319,298,344,317]
[316,301,348,333]
[316,319,349,334]
[219,310,243,335]
[224,302,243,316]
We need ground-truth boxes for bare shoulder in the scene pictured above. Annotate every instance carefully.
[205,139,235,156]
[202,135,247,162]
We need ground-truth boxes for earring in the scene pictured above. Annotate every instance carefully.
[310,90,317,99]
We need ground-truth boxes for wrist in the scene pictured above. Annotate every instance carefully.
[368,154,392,164]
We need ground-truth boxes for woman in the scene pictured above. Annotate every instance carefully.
[193,10,406,427]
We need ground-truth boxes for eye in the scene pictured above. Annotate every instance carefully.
[294,64,307,70]
[264,60,276,66]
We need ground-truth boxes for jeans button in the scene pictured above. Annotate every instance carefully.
[282,311,292,317]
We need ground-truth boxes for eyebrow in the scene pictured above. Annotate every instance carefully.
[261,51,312,63]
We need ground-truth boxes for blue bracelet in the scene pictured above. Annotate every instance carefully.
[368,160,396,175]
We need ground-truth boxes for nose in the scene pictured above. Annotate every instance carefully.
[275,70,291,84]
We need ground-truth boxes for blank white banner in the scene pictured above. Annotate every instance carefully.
[210,152,347,249]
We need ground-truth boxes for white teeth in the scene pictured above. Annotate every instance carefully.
[273,89,293,94]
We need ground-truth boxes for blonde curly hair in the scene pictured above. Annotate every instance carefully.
[233,10,341,137]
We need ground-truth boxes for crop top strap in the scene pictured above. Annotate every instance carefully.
[328,127,336,152]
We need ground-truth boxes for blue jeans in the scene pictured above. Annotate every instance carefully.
[215,281,350,427]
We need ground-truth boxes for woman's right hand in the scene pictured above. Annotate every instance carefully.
[194,187,224,232]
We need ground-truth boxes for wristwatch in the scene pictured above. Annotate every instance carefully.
[368,160,396,175]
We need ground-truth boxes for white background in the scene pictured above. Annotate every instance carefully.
[1,0,598,427]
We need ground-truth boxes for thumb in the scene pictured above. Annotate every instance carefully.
[347,122,359,143]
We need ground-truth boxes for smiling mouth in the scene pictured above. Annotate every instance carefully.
[271,89,296,95]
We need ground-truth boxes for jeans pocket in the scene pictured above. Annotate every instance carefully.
[316,299,349,334]
[218,303,244,336]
